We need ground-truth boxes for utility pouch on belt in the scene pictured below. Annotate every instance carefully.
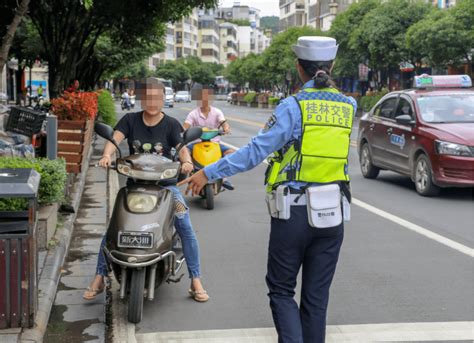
[306,184,342,228]
[265,185,290,220]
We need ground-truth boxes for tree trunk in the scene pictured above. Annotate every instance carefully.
[0,0,31,72]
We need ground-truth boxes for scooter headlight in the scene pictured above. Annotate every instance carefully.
[161,168,178,179]
[127,193,158,213]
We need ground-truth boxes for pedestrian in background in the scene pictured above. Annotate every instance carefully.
[179,36,356,343]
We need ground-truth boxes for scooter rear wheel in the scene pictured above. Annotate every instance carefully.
[128,268,146,323]
[204,184,214,210]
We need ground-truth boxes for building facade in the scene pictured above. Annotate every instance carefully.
[198,9,221,63]
[219,22,239,65]
[175,9,199,59]
[279,0,306,31]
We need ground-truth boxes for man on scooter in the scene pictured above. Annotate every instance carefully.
[183,84,235,190]
[83,78,209,303]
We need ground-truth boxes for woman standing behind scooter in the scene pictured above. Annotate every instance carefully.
[83,78,209,302]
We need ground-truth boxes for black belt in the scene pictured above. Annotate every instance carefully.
[288,182,351,203]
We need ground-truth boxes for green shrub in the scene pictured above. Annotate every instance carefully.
[358,90,389,113]
[269,97,280,105]
[243,92,257,103]
[98,90,117,126]
[0,157,67,210]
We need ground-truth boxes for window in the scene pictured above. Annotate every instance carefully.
[176,47,182,58]
[395,98,413,118]
[374,98,398,119]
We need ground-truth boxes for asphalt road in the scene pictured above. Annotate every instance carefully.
[114,101,473,340]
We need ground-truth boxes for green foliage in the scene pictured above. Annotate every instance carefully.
[243,92,257,103]
[358,90,388,112]
[26,0,218,95]
[228,19,250,26]
[97,90,117,126]
[268,97,280,105]
[0,157,67,210]
[330,0,380,78]
[350,0,434,71]
[154,57,224,89]
[226,26,325,89]
[406,0,474,68]
[260,16,279,34]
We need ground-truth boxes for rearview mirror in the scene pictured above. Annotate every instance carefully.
[94,122,114,140]
[183,127,203,144]
[395,114,415,126]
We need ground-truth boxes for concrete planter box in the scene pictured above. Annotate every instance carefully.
[37,203,59,250]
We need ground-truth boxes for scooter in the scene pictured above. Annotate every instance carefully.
[94,122,202,324]
[191,128,225,210]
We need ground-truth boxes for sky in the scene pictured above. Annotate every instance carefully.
[219,0,280,17]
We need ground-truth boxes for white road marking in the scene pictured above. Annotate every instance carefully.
[352,198,474,258]
[220,140,474,258]
[135,321,474,342]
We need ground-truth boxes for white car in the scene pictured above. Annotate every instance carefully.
[164,87,174,108]
[175,91,191,103]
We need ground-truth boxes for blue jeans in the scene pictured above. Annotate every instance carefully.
[96,185,201,279]
[266,205,343,343]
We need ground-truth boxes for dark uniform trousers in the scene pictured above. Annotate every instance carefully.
[266,205,344,343]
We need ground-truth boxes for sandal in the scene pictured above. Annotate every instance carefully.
[188,288,209,302]
[83,286,105,300]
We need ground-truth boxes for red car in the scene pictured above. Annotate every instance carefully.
[358,75,474,196]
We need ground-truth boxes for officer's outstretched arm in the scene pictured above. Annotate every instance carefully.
[203,100,298,181]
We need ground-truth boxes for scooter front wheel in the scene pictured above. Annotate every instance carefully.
[204,184,214,210]
[128,268,146,323]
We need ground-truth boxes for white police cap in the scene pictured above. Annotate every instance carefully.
[292,36,339,62]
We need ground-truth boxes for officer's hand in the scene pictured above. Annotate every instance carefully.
[181,161,194,175]
[178,170,208,196]
[223,126,231,135]
[99,155,112,168]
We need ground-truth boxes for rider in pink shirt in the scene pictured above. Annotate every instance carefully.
[183,84,235,190]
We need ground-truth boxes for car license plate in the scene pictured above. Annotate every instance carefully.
[118,232,153,249]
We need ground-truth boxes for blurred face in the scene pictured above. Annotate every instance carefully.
[193,88,214,107]
[138,83,164,115]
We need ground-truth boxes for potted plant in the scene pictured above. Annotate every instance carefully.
[51,90,98,173]
[0,157,67,250]
[244,92,257,107]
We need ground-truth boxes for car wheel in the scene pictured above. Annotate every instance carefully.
[360,143,380,179]
[414,154,440,196]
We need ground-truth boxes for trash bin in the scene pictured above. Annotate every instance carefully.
[0,168,40,329]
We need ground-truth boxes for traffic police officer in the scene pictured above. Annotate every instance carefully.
[180,36,356,343]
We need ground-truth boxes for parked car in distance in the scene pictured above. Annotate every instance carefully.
[357,74,474,196]
[165,87,174,108]
[175,91,191,103]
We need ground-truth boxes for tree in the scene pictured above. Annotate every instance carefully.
[350,0,434,80]
[260,16,279,34]
[155,61,191,89]
[28,0,217,96]
[330,0,380,78]
[0,0,30,93]
[260,26,325,88]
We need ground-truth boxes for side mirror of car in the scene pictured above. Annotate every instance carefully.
[395,114,415,126]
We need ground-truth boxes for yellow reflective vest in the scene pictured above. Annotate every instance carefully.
[265,87,355,191]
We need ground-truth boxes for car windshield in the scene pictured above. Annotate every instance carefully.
[165,88,173,95]
[177,91,188,95]
[416,94,474,123]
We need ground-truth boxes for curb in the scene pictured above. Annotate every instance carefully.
[105,169,138,343]
[19,139,94,343]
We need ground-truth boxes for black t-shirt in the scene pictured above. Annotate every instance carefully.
[114,111,183,159]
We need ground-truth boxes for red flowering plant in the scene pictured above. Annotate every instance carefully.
[51,91,98,121]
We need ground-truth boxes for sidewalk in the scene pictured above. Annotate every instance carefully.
[43,138,108,342]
